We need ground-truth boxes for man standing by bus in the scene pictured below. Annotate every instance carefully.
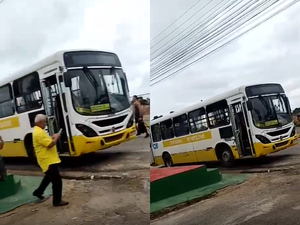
[132,95,149,138]
[32,114,68,207]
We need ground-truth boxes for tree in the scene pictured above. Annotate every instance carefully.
[293,107,300,115]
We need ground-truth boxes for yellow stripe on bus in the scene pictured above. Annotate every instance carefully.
[0,117,20,130]
[163,131,212,148]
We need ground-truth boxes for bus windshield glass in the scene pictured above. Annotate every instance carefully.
[66,68,130,115]
[249,94,292,128]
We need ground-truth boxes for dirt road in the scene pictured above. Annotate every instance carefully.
[0,138,150,225]
[1,171,149,225]
[151,166,300,225]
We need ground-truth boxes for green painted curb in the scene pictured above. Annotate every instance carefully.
[0,174,21,200]
[150,166,222,203]
[0,175,52,214]
[150,173,248,214]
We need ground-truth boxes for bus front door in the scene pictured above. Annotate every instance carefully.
[40,75,69,154]
[229,102,253,157]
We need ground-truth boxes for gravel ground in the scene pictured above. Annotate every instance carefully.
[0,170,149,225]
[151,168,300,225]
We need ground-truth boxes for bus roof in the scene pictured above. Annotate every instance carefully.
[0,48,115,86]
[151,82,281,125]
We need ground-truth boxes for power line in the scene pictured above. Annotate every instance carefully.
[151,0,273,80]
[151,0,214,50]
[151,0,202,43]
[151,0,278,83]
[150,0,250,66]
[151,0,299,86]
[151,0,252,77]
[151,0,269,76]
[150,0,228,61]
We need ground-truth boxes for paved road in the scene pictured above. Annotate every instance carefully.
[3,137,151,173]
[151,168,300,225]
[200,143,300,171]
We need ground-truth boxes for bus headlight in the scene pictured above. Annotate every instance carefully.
[255,135,271,144]
[75,124,98,137]
[126,116,134,128]
[290,126,296,137]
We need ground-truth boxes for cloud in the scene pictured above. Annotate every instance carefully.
[151,0,300,116]
[0,0,149,95]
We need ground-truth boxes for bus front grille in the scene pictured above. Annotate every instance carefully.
[92,115,127,127]
[274,141,289,148]
[267,127,290,137]
[104,133,124,143]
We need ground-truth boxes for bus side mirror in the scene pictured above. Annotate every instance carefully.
[246,101,252,111]
[62,73,71,87]
[58,75,63,83]
[64,78,71,87]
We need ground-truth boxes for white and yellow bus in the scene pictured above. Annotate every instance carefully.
[151,83,298,167]
[0,49,136,159]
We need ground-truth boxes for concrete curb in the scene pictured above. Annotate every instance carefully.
[222,166,295,174]
[150,192,216,220]
[7,170,140,181]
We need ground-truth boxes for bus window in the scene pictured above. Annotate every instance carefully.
[0,84,15,118]
[207,100,230,128]
[151,124,161,142]
[160,119,174,140]
[173,114,189,137]
[13,72,42,113]
[188,107,208,133]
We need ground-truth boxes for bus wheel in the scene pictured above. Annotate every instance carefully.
[216,145,234,167]
[162,152,173,167]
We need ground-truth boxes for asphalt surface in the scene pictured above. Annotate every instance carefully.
[3,136,150,173]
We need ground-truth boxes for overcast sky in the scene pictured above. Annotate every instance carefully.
[0,0,149,96]
[151,0,300,117]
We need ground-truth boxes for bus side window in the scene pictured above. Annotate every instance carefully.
[207,100,230,129]
[160,119,174,140]
[0,84,15,118]
[173,114,189,137]
[13,72,42,113]
[188,107,208,133]
[150,124,161,142]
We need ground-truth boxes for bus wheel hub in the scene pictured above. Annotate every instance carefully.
[222,151,230,161]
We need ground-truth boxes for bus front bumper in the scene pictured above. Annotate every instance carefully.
[72,125,136,156]
[254,135,298,157]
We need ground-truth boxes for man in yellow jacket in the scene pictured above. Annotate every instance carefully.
[32,114,68,207]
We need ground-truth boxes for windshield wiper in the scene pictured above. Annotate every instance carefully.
[83,67,116,112]
[110,66,121,93]
[83,67,98,89]
[258,95,279,123]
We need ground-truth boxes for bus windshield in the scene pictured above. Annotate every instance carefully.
[66,68,130,115]
[249,94,292,128]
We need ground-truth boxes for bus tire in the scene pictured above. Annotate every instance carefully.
[215,144,234,167]
[24,133,37,163]
[162,152,173,167]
